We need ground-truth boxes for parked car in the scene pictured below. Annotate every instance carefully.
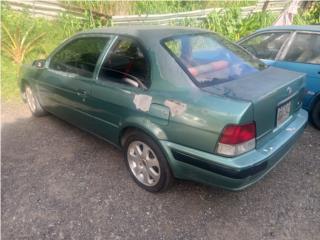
[238,25,320,129]
[20,26,308,192]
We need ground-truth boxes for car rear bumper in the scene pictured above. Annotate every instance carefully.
[160,109,308,190]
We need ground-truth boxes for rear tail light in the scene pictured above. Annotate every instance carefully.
[216,122,256,157]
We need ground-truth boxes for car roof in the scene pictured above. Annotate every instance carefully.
[255,25,320,33]
[82,25,210,40]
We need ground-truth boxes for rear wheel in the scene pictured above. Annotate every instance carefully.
[123,131,173,192]
[311,100,320,130]
[25,85,46,117]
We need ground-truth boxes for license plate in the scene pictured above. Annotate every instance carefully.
[277,101,291,126]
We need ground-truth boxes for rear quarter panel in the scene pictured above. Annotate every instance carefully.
[154,90,253,153]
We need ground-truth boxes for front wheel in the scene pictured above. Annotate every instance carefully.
[25,85,46,117]
[124,131,173,192]
[311,100,320,130]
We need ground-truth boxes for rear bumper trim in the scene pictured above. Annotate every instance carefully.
[172,150,268,179]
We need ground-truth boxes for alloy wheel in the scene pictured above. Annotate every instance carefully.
[127,141,161,186]
[25,87,36,113]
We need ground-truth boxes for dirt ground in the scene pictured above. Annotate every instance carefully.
[1,102,320,240]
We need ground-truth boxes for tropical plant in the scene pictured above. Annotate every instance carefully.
[204,8,240,40]
[203,8,276,41]
[294,2,320,24]
[59,10,111,38]
[238,11,277,38]
[1,24,46,65]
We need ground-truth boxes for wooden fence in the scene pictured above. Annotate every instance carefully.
[5,0,305,25]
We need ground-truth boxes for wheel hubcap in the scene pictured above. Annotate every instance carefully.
[26,87,36,112]
[127,141,160,186]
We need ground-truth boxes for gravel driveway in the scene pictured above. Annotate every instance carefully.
[2,102,320,240]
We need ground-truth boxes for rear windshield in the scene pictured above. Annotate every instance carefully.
[163,33,267,87]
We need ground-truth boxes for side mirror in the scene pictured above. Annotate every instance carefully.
[32,59,46,68]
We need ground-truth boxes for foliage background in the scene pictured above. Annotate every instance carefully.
[1,1,319,101]
[64,0,255,15]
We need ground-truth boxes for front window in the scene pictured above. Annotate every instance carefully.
[163,33,266,87]
[49,37,110,78]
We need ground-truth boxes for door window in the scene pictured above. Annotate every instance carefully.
[283,33,320,64]
[98,37,149,88]
[240,32,290,60]
[49,37,110,77]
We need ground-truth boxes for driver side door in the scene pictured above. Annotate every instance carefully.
[37,35,111,128]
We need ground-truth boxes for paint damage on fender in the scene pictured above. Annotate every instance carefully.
[133,94,152,112]
[164,99,187,117]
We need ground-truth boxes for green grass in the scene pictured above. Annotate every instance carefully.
[1,57,21,102]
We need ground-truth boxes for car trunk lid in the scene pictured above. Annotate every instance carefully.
[203,67,305,143]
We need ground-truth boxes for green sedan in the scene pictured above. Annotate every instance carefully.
[20,26,308,192]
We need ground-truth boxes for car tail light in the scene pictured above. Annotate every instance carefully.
[216,122,256,157]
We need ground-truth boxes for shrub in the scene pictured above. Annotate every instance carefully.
[204,8,276,41]
[294,2,320,24]
[58,10,111,39]
[63,0,256,15]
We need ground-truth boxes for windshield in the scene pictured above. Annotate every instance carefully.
[163,33,267,87]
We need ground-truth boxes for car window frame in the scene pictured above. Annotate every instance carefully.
[277,30,320,65]
[95,34,151,90]
[238,30,294,61]
[46,34,115,79]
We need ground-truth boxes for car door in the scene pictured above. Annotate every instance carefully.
[37,35,112,127]
[82,36,152,144]
[273,32,320,110]
[239,31,292,66]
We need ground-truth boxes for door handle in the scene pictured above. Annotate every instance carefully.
[76,89,87,97]
[76,89,87,102]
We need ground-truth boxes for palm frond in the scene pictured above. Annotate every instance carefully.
[1,23,46,64]
[24,32,46,54]
[21,25,34,47]
[1,24,17,49]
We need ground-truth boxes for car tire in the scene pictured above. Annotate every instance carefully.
[123,131,173,192]
[311,100,320,130]
[25,85,46,117]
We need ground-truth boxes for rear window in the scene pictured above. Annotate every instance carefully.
[163,33,267,87]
